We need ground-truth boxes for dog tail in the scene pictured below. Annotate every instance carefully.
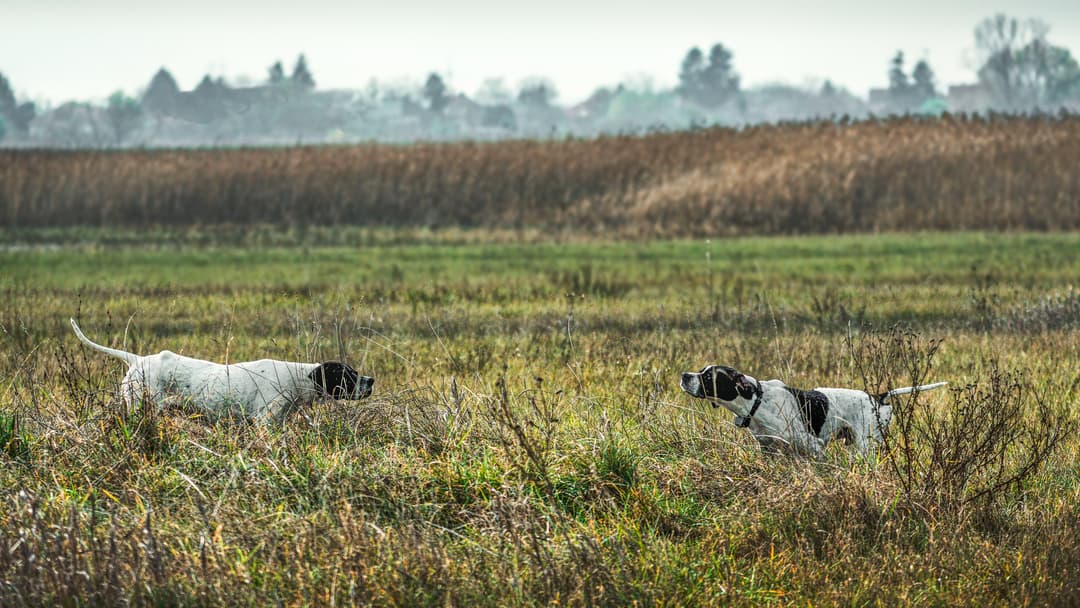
[880,381,949,403]
[70,318,140,365]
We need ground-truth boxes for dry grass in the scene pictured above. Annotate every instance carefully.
[1,232,1078,605]
[2,115,1080,235]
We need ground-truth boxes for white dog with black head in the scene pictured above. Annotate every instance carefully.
[71,319,374,423]
[680,365,946,457]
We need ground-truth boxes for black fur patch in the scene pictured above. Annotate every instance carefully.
[784,387,829,436]
[700,366,740,402]
[309,362,360,399]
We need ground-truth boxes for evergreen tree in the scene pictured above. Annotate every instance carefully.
[423,73,449,113]
[0,72,33,134]
[142,68,180,114]
[0,72,15,115]
[677,43,739,107]
[677,47,705,103]
[888,51,909,92]
[268,61,286,84]
[912,59,937,100]
[291,54,315,89]
[700,43,740,107]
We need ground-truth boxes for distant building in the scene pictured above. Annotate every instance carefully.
[444,93,486,126]
[867,88,892,114]
[947,83,992,113]
[868,87,932,115]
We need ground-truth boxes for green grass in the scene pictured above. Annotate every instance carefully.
[1,229,1078,606]
[4,231,1074,288]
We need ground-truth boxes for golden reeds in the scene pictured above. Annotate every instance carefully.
[2,114,1078,234]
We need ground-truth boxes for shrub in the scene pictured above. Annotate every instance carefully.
[847,327,1072,517]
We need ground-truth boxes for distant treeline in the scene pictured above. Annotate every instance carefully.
[2,115,1078,236]
[3,15,1079,148]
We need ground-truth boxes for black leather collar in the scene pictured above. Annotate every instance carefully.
[734,379,764,428]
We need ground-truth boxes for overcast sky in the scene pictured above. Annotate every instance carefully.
[3,0,1080,105]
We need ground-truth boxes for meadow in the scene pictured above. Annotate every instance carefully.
[1,229,1078,605]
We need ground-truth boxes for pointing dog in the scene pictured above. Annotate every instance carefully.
[680,365,946,457]
[71,319,373,423]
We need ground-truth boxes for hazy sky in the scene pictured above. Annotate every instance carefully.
[3,0,1080,105]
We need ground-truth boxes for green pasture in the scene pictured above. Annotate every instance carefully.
[0,230,1078,606]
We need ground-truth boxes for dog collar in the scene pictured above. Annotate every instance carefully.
[734,379,764,428]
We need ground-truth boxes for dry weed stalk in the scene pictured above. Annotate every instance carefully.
[847,326,1072,518]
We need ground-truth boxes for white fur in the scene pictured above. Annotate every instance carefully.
[71,319,367,422]
[681,367,947,457]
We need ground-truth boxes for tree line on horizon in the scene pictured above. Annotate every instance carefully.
[1,13,1078,148]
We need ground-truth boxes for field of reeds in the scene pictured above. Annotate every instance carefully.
[3,115,1080,236]
[1,230,1079,605]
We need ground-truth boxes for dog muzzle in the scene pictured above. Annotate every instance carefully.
[680,372,704,398]
[355,376,375,399]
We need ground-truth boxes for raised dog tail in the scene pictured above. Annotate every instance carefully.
[880,381,949,404]
[70,318,140,365]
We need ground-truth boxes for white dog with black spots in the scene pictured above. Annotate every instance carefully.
[680,364,946,457]
[71,319,373,423]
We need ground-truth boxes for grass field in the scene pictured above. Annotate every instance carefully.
[1,230,1079,606]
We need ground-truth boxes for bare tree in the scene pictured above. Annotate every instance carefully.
[33,102,111,147]
[106,91,143,145]
[975,14,1080,110]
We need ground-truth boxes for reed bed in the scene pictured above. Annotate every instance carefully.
[2,115,1078,235]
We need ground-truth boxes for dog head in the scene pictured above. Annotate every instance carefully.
[309,362,374,400]
[680,365,760,415]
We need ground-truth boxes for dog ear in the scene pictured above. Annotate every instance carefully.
[308,364,333,395]
[309,362,359,399]
[735,376,756,399]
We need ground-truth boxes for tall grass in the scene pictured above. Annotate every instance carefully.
[2,115,1079,235]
